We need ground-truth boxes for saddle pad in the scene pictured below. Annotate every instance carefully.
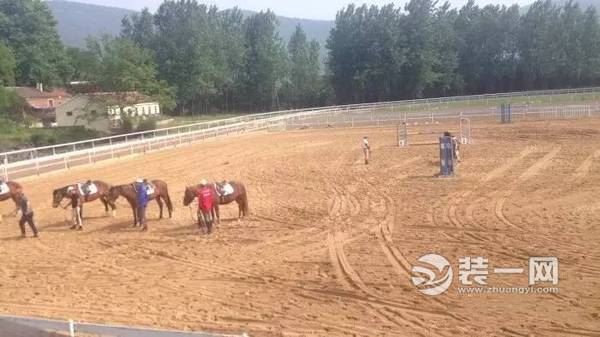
[134,182,155,196]
[146,185,155,196]
[0,182,9,195]
[221,183,234,196]
[78,183,99,196]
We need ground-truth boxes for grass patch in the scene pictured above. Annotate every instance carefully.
[166,113,247,126]
[0,118,103,152]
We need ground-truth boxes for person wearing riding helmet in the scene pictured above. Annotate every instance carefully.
[362,136,371,165]
[196,179,215,234]
[443,131,460,163]
[135,178,149,229]
[18,192,38,238]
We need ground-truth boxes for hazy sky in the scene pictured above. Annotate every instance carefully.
[65,0,533,20]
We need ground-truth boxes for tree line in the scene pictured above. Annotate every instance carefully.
[1,0,600,115]
[329,0,600,103]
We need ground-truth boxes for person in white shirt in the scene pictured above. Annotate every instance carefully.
[362,136,371,165]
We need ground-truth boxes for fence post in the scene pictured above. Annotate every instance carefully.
[3,155,8,180]
[69,319,75,337]
[91,141,96,163]
[35,151,40,176]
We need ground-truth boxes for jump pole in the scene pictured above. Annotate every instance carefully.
[439,136,455,177]
[398,122,408,147]
[459,117,471,145]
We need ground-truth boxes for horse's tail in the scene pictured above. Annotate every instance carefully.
[164,186,174,216]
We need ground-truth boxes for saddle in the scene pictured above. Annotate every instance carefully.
[0,182,9,195]
[133,181,155,196]
[78,182,98,196]
[217,182,234,197]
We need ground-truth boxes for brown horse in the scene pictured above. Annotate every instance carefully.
[52,180,116,229]
[0,181,24,221]
[183,181,249,224]
[108,180,173,229]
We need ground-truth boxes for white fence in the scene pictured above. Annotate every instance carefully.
[3,87,600,180]
[284,103,600,129]
[0,314,247,337]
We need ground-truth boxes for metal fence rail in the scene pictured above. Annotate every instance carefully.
[3,87,600,180]
[284,104,600,129]
[0,314,247,337]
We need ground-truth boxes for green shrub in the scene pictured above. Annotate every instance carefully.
[30,134,45,146]
[121,116,134,133]
[137,118,157,132]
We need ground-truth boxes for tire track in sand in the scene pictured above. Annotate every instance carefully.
[494,147,561,230]
[325,154,460,335]
[445,146,537,230]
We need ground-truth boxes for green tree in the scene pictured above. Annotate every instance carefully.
[0,41,15,85]
[152,1,221,114]
[0,0,70,86]
[66,46,99,82]
[427,3,462,97]
[286,25,321,108]
[242,11,288,111]
[87,36,175,111]
[121,8,155,51]
[327,4,404,103]
[0,87,25,120]
[580,7,600,85]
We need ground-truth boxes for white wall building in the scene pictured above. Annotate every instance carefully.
[56,93,161,133]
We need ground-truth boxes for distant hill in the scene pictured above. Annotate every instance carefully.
[522,0,600,13]
[47,1,135,48]
[47,0,333,50]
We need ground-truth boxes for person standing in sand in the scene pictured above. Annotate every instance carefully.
[17,192,38,238]
[362,136,371,165]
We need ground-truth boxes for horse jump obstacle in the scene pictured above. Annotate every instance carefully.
[439,135,456,177]
[398,117,471,147]
[501,103,512,123]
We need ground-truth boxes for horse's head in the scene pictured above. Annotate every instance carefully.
[183,186,197,207]
[107,186,121,204]
[52,187,66,208]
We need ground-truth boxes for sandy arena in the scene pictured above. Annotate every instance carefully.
[0,119,599,337]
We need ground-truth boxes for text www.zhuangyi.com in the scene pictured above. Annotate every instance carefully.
[457,287,560,295]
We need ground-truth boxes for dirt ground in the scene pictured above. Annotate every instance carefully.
[0,118,599,337]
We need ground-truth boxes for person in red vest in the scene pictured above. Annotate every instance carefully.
[196,179,215,234]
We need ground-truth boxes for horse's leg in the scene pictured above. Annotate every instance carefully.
[211,207,217,228]
[156,197,164,219]
[237,199,243,220]
[129,200,138,227]
[215,204,221,225]
[101,197,110,216]
[106,195,117,217]
[72,205,83,231]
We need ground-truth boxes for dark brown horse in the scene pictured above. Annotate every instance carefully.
[0,181,24,221]
[108,180,173,229]
[183,181,249,224]
[52,180,116,229]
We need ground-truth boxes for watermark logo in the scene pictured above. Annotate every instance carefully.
[411,255,559,296]
[411,254,453,296]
